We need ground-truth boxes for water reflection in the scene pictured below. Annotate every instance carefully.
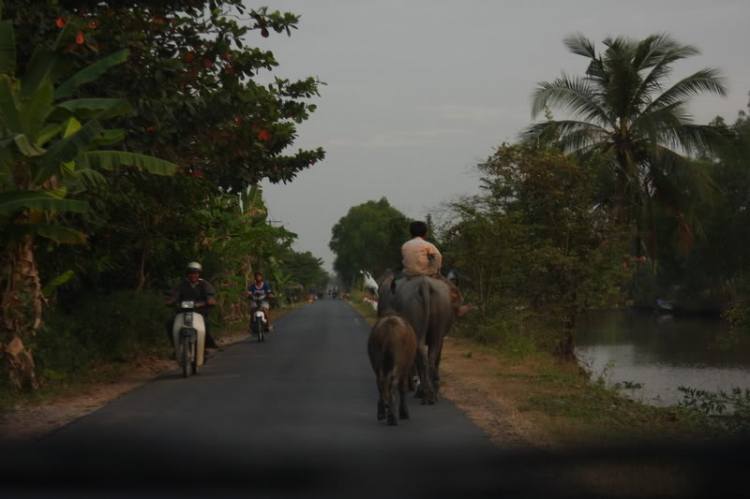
[575,310,750,406]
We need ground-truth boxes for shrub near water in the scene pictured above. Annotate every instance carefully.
[452,311,552,359]
[33,292,172,380]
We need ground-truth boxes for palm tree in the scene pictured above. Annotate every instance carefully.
[523,33,728,263]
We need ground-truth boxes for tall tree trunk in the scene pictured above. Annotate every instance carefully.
[135,245,149,292]
[557,314,578,362]
[646,193,658,273]
[0,236,43,390]
[135,216,150,292]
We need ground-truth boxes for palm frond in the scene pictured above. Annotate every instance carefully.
[644,68,727,116]
[558,129,606,155]
[531,75,611,126]
[521,120,608,153]
[670,123,734,157]
[602,35,634,55]
[636,34,698,70]
[563,33,596,59]
[632,102,691,148]
[651,146,716,198]
[647,147,715,246]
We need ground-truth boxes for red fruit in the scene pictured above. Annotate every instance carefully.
[89,22,98,29]
[146,126,155,132]
[261,28,269,38]
[225,66,235,75]
[55,17,66,28]
[185,52,194,62]
[76,31,85,45]
[257,129,272,142]
[203,59,212,68]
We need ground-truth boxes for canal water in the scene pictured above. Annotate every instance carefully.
[575,309,750,407]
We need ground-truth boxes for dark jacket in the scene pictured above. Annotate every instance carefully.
[170,278,216,316]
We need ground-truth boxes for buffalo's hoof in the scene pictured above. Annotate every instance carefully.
[399,411,410,420]
[387,413,398,426]
[422,392,436,405]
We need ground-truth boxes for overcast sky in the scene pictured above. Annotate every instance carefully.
[254,0,750,271]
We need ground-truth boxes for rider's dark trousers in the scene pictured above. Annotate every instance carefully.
[165,315,218,349]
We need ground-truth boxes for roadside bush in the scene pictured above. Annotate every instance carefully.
[453,313,537,358]
[723,298,750,336]
[32,292,172,380]
[678,386,750,435]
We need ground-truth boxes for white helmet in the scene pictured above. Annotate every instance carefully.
[186,262,202,273]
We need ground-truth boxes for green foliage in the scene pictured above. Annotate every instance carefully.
[275,249,329,290]
[3,0,325,190]
[329,197,411,286]
[678,386,750,434]
[0,2,329,389]
[0,11,179,390]
[33,291,171,379]
[454,315,536,358]
[524,33,729,265]
[624,94,750,313]
[446,144,632,357]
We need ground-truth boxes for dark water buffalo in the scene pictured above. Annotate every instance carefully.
[367,311,417,425]
[378,272,453,405]
[376,270,395,316]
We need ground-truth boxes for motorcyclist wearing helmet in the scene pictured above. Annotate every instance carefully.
[245,271,274,331]
[165,262,220,355]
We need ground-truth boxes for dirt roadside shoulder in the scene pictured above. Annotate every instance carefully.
[439,337,559,450]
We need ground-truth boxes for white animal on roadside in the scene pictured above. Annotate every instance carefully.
[360,270,379,298]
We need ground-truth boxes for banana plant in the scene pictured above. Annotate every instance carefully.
[0,17,177,389]
[268,265,295,308]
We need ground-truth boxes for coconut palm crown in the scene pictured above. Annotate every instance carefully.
[522,33,727,256]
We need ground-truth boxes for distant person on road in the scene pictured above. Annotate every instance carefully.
[165,262,220,356]
[401,221,472,317]
[246,271,274,331]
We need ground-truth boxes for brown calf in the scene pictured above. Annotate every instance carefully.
[367,310,417,425]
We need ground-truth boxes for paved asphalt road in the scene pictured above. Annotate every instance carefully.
[4,299,748,498]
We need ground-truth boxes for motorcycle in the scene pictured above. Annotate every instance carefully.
[172,300,207,377]
[249,294,269,343]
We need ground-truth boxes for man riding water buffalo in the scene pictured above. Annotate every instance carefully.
[400,221,472,318]
[378,221,472,404]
